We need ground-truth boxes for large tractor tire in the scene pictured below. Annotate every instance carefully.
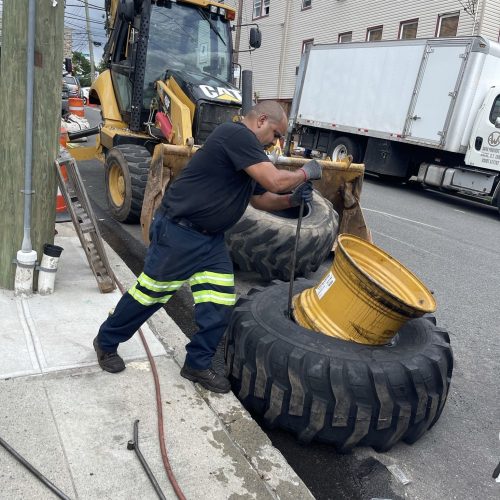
[225,280,453,453]
[105,145,151,223]
[225,191,338,281]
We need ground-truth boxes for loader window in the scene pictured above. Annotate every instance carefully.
[489,95,500,124]
[142,3,232,109]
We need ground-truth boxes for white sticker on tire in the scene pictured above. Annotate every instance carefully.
[315,271,335,300]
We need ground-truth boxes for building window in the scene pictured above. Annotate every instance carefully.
[302,0,312,9]
[253,0,270,19]
[338,31,352,43]
[437,12,459,37]
[302,38,314,54]
[366,26,383,42]
[399,20,418,39]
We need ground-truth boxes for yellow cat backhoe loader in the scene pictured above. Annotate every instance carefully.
[76,0,369,245]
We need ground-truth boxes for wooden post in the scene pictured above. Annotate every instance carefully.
[0,0,64,289]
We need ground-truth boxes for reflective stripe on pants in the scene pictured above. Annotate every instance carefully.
[98,216,235,369]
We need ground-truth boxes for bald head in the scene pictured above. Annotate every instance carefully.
[246,101,286,123]
[242,100,288,147]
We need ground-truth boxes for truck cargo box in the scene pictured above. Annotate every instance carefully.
[292,37,500,153]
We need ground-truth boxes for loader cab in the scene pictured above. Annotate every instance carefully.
[109,0,237,137]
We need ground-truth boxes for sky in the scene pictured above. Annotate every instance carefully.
[64,0,107,65]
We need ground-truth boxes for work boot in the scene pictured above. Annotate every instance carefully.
[93,337,125,373]
[180,363,231,394]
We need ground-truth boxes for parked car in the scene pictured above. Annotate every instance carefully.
[61,80,70,116]
[63,75,81,98]
[80,87,90,105]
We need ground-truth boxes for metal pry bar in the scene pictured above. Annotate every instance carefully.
[127,419,167,500]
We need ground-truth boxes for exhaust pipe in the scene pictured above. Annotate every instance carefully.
[67,125,100,142]
[241,70,253,115]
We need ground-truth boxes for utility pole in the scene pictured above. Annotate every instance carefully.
[84,0,96,82]
[0,0,64,289]
[234,0,244,66]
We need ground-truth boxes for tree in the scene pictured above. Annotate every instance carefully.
[96,57,108,75]
[72,51,91,86]
[458,0,480,35]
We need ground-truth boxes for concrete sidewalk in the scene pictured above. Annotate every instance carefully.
[0,223,312,499]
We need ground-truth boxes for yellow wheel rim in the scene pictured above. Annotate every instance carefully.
[108,163,126,207]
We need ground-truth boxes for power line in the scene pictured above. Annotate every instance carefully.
[64,21,106,37]
[71,0,106,10]
[65,13,105,25]
[66,3,105,10]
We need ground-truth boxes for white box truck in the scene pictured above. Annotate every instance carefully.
[288,37,500,213]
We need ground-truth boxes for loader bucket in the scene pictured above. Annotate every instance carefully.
[140,147,372,246]
[273,155,371,243]
[140,143,198,243]
[293,234,436,345]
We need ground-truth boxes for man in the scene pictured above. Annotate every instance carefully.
[94,101,322,393]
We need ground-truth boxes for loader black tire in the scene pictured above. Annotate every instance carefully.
[225,192,338,281]
[225,280,453,452]
[105,145,151,223]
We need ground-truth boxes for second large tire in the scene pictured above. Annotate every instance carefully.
[225,192,338,281]
[105,145,151,223]
[225,280,454,452]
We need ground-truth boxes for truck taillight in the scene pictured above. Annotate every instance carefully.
[226,10,235,20]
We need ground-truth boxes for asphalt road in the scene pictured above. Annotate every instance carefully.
[77,106,499,499]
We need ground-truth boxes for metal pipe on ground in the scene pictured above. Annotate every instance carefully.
[0,434,71,500]
[127,420,167,500]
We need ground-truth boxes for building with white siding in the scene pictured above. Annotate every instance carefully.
[231,0,500,111]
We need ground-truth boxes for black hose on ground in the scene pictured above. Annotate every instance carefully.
[0,435,72,500]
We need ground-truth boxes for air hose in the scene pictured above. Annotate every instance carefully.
[1,274,186,500]
[112,274,187,500]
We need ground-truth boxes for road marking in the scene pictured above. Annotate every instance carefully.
[364,208,444,230]
[372,230,445,259]
[454,209,466,214]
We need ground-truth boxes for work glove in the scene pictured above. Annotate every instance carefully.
[289,181,313,207]
[300,159,322,181]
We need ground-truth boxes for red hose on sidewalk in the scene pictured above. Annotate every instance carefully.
[113,277,186,500]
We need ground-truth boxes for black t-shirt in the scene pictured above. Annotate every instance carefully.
[162,122,269,233]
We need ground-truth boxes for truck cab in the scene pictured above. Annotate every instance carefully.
[465,87,500,173]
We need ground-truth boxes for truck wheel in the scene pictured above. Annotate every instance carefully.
[225,192,338,281]
[330,137,362,163]
[225,280,453,452]
[105,145,151,223]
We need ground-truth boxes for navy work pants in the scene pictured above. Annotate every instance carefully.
[97,214,236,370]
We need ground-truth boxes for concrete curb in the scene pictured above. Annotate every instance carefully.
[104,238,314,499]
